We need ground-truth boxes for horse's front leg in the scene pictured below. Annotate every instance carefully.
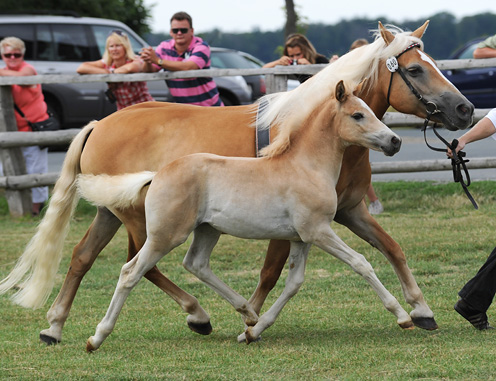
[312,224,413,329]
[239,241,311,344]
[334,199,437,330]
[40,207,122,345]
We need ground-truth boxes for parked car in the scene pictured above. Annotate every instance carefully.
[0,14,252,128]
[442,38,496,108]
[210,47,266,101]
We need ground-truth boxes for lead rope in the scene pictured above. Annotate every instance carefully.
[386,43,478,209]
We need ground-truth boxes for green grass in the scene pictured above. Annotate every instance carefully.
[1,181,496,380]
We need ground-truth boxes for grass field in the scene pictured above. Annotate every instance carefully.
[1,181,496,380]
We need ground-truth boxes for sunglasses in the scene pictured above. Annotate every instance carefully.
[109,29,127,37]
[171,28,190,34]
[2,53,22,59]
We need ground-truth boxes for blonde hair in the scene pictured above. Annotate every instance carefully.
[0,36,26,55]
[102,31,135,66]
[350,38,369,51]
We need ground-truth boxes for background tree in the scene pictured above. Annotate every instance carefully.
[284,0,298,38]
[1,0,152,35]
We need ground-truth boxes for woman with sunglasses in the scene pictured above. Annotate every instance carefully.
[0,36,50,215]
[77,30,154,110]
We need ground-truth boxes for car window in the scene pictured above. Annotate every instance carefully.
[458,43,479,60]
[51,24,93,62]
[91,25,147,56]
[0,24,35,60]
[211,51,256,69]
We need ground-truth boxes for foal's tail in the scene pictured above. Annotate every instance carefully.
[77,171,156,210]
[0,121,97,309]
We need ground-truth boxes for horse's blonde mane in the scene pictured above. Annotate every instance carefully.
[256,24,424,158]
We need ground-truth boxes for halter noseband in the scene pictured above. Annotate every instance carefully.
[386,42,478,209]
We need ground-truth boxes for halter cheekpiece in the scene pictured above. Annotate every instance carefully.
[386,42,478,209]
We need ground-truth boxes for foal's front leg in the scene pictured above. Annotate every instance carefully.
[239,241,311,343]
[334,200,437,330]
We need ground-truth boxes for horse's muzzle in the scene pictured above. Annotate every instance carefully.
[382,135,402,156]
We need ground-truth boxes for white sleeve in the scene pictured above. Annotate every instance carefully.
[485,108,496,140]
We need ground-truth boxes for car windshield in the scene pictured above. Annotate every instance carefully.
[211,51,259,69]
[458,42,479,59]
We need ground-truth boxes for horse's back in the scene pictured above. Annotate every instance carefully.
[80,102,258,175]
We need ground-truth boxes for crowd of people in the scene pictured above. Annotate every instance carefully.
[2,12,496,330]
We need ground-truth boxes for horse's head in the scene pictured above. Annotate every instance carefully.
[374,21,474,131]
[336,81,401,156]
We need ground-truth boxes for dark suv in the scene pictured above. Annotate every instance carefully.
[442,38,496,108]
[0,14,253,128]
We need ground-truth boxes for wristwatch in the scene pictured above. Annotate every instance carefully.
[157,59,163,67]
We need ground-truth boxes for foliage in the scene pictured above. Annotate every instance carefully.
[1,181,496,378]
[198,12,496,63]
[0,0,152,36]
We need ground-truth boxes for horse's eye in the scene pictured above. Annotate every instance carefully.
[407,65,422,76]
[352,112,364,120]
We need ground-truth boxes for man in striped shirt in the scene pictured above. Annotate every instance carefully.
[141,11,223,107]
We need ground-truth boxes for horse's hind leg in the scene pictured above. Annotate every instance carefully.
[248,239,290,315]
[40,207,122,345]
[334,200,437,330]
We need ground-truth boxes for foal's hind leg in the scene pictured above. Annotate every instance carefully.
[126,225,212,336]
[334,200,437,330]
[40,207,122,345]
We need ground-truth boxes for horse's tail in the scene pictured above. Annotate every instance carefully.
[0,121,97,309]
[77,171,156,210]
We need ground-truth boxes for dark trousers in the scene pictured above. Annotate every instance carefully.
[459,246,496,312]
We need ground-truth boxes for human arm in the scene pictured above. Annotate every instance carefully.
[76,60,108,74]
[0,64,36,77]
[262,56,292,68]
[448,113,496,156]
[140,46,199,72]
[473,47,496,59]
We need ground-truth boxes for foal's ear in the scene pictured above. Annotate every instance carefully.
[411,20,429,39]
[379,21,394,46]
[353,80,365,96]
[336,80,347,103]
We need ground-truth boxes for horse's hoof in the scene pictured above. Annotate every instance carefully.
[187,321,213,335]
[39,333,60,346]
[412,316,438,330]
[398,320,415,330]
[86,340,97,353]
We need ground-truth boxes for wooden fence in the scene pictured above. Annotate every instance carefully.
[1,58,496,216]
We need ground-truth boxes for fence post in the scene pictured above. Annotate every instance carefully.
[265,74,288,94]
[0,86,32,217]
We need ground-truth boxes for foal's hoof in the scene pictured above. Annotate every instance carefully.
[187,321,213,336]
[86,339,97,353]
[40,333,60,346]
[398,320,415,330]
[412,316,438,330]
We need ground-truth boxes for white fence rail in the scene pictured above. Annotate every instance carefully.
[1,58,496,216]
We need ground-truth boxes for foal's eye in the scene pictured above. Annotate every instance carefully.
[352,112,364,120]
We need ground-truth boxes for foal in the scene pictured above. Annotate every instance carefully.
[80,80,404,351]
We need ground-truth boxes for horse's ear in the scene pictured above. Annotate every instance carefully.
[353,80,365,96]
[411,20,429,39]
[336,80,347,103]
[379,21,394,46]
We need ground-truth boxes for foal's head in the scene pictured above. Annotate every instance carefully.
[335,81,401,157]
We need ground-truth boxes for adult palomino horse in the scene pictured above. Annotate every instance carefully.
[82,79,403,351]
[0,22,473,345]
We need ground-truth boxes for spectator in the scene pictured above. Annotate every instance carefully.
[77,30,154,110]
[263,33,333,83]
[140,11,223,107]
[0,36,49,215]
[473,34,496,59]
[348,38,384,215]
[448,108,496,330]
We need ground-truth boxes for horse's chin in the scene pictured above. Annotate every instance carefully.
[431,113,473,132]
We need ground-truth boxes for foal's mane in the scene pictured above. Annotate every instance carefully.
[257,24,424,158]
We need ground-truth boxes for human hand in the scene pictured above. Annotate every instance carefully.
[278,56,293,66]
[140,47,157,64]
[447,138,466,158]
